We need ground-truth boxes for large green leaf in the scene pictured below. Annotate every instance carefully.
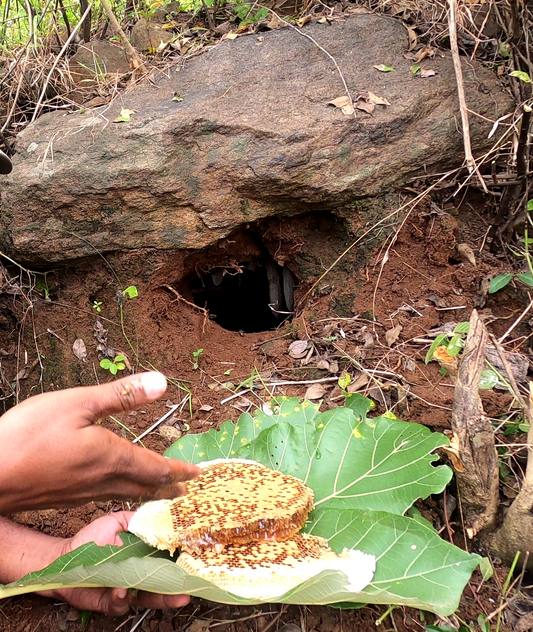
[165,397,321,462]
[171,397,452,515]
[0,397,478,616]
[306,506,480,614]
[0,510,479,616]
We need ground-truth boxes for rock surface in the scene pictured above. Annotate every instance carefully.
[1,12,511,263]
[69,40,131,84]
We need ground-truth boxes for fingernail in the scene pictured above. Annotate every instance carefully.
[115,588,128,600]
[140,372,167,399]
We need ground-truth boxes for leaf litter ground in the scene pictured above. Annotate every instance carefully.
[0,202,525,631]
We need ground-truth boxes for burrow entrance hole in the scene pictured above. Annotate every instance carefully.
[176,228,297,333]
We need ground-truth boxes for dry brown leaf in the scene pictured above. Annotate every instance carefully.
[433,345,457,369]
[316,359,331,370]
[367,91,390,106]
[297,15,312,27]
[266,14,283,29]
[407,26,417,51]
[456,243,476,266]
[346,373,369,393]
[72,338,87,361]
[328,96,350,108]
[385,325,402,347]
[328,361,339,374]
[419,69,437,78]
[362,332,374,349]
[199,404,214,412]
[356,101,375,114]
[305,383,326,400]
[327,96,354,116]
[414,47,433,63]
[159,425,182,442]
[288,340,309,359]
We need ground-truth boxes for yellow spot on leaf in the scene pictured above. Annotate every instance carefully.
[241,438,247,443]
[178,444,183,450]
[317,423,324,428]
[294,407,300,412]
[198,452,205,457]
[384,411,397,420]
[352,428,362,438]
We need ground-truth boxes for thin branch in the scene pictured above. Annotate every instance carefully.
[30,3,93,122]
[447,0,487,191]
[99,0,145,75]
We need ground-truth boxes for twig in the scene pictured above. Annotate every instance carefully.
[30,3,93,123]
[490,334,529,414]
[261,605,287,632]
[99,0,145,76]
[447,0,479,181]
[132,403,180,444]
[164,285,209,333]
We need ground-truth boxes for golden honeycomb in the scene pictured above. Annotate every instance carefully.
[129,459,314,554]
[176,533,376,600]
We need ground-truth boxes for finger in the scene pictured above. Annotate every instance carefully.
[78,372,168,422]
[110,440,200,497]
[105,588,133,616]
[131,591,190,610]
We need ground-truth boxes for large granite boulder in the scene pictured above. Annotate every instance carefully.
[1,12,511,263]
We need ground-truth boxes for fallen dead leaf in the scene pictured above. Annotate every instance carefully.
[305,383,326,400]
[362,331,374,349]
[114,108,135,123]
[288,340,309,359]
[297,15,312,27]
[199,404,214,412]
[159,425,182,442]
[456,243,476,266]
[356,101,375,114]
[433,345,458,370]
[72,338,87,361]
[367,90,390,106]
[327,95,354,116]
[419,68,437,78]
[316,359,331,370]
[385,324,402,347]
[346,373,369,393]
[407,26,417,51]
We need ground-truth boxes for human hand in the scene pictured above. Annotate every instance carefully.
[0,372,200,514]
[47,512,190,615]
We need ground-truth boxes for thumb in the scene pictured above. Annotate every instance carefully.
[78,372,168,421]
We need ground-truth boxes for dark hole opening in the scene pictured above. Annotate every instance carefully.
[190,260,294,333]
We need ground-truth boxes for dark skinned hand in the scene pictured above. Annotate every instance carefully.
[47,512,190,615]
[0,372,200,514]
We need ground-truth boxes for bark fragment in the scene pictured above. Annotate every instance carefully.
[450,309,499,537]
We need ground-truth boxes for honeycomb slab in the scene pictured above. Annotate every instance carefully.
[176,533,376,599]
[129,459,314,554]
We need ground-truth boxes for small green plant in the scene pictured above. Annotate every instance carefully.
[192,348,204,370]
[234,3,268,26]
[489,200,533,294]
[425,321,470,364]
[92,300,103,313]
[100,355,126,375]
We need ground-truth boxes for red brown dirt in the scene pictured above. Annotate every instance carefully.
[0,200,526,631]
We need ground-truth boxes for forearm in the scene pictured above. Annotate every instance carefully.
[0,517,66,584]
